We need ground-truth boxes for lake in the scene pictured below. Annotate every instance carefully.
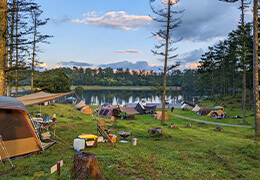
[18,89,199,106]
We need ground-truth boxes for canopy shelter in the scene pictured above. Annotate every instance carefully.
[75,100,85,109]
[192,105,201,112]
[0,96,46,160]
[17,91,72,106]
[119,107,139,115]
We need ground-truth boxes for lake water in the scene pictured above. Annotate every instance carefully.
[19,89,198,106]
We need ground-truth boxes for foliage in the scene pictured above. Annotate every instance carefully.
[0,103,259,179]
[34,68,71,93]
[74,86,84,97]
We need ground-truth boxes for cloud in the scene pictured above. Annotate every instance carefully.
[100,60,163,71]
[51,15,70,24]
[164,0,243,42]
[114,49,142,54]
[58,61,92,67]
[180,48,204,63]
[71,11,152,30]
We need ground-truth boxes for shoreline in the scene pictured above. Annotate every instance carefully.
[19,86,181,91]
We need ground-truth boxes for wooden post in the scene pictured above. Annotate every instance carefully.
[74,152,106,180]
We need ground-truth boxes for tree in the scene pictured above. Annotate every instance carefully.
[150,0,183,124]
[34,69,71,93]
[29,5,52,92]
[253,0,260,136]
[0,0,8,96]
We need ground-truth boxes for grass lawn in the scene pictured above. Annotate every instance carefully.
[0,103,259,179]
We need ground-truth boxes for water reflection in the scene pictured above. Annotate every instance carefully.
[81,89,195,106]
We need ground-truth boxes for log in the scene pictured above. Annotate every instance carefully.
[74,152,106,180]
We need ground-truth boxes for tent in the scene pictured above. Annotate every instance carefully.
[119,107,139,115]
[192,105,200,112]
[197,108,212,115]
[80,105,93,114]
[0,96,44,160]
[134,102,156,115]
[17,91,72,106]
[154,111,170,120]
[207,110,225,117]
[75,100,85,109]
[97,107,121,119]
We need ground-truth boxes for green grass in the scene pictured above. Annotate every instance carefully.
[0,103,259,179]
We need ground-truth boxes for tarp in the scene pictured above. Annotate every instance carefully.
[155,111,170,120]
[17,91,72,106]
[0,96,43,160]
[75,100,85,109]
[80,105,93,114]
[192,105,200,112]
[120,107,140,115]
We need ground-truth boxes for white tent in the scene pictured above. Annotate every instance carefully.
[192,105,201,112]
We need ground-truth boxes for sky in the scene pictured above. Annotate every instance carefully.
[34,0,253,71]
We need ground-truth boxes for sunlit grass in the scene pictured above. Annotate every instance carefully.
[0,103,259,179]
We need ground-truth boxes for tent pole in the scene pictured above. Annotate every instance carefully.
[0,135,15,169]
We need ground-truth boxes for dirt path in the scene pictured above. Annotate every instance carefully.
[174,115,253,128]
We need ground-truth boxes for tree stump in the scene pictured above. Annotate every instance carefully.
[74,152,106,180]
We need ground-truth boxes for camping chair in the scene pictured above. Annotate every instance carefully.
[97,120,112,138]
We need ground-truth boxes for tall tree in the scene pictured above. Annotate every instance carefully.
[150,0,183,124]
[29,5,51,92]
[253,0,260,136]
[0,0,8,96]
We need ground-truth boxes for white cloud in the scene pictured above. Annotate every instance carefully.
[71,11,152,30]
[114,49,142,54]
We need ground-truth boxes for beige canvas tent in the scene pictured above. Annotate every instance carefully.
[0,96,45,160]
[192,105,200,112]
[75,100,85,109]
[80,105,93,114]
[154,111,170,120]
[17,91,72,106]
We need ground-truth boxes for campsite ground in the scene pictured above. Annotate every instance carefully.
[0,102,259,179]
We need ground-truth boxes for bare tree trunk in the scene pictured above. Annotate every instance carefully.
[8,0,16,97]
[162,0,171,124]
[0,0,8,96]
[31,13,37,93]
[253,0,260,136]
[15,0,19,97]
[241,0,247,123]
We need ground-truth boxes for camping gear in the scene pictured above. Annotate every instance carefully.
[96,120,115,145]
[97,107,121,119]
[192,105,200,112]
[0,96,46,160]
[134,102,156,115]
[73,138,85,150]
[117,131,132,143]
[41,132,51,140]
[187,123,192,127]
[108,134,117,143]
[148,127,162,134]
[80,105,93,115]
[17,91,73,106]
[97,136,104,142]
[132,138,137,146]
[154,111,170,120]
[0,135,14,169]
[75,100,85,109]
[52,113,56,122]
[197,108,212,115]
[78,134,98,148]
[207,110,226,119]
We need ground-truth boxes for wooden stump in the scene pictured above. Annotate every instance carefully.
[74,152,106,180]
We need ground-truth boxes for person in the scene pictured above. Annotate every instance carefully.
[95,107,99,113]
[171,106,174,112]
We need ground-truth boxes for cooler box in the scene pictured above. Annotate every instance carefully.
[78,134,98,148]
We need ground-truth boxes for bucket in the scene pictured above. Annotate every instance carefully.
[132,138,137,146]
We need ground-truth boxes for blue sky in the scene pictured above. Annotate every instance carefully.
[34,0,252,71]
